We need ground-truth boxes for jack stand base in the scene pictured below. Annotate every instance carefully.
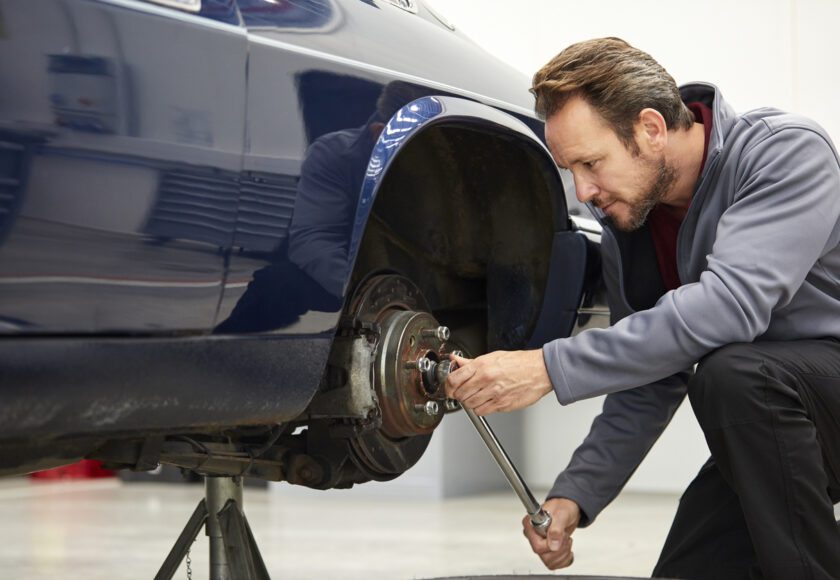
[155,476,270,580]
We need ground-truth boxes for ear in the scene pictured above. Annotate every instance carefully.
[635,108,667,153]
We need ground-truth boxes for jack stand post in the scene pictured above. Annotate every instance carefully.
[155,476,270,580]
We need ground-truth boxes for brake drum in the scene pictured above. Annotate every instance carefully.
[344,274,463,480]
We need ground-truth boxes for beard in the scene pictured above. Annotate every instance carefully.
[612,157,677,232]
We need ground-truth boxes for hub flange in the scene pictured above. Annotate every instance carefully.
[377,309,448,437]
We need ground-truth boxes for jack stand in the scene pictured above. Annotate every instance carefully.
[155,476,270,580]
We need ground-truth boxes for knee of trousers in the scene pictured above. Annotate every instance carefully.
[688,343,787,430]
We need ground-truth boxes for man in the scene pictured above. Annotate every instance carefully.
[445,37,840,579]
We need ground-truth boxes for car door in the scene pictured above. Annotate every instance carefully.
[0,0,247,333]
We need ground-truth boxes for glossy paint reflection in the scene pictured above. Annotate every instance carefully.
[0,0,247,332]
[1,0,541,337]
[217,80,437,333]
[238,0,336,29]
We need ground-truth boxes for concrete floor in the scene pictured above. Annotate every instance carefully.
[0,477,682,579]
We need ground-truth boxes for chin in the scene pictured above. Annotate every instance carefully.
[609,209,644,233]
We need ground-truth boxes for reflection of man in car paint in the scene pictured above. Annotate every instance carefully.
[288,81,429,298]
[216,81,429,332]
[446,38,840,579]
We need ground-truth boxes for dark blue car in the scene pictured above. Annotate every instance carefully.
[0,0,604,490]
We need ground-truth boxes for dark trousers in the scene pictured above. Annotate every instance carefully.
[652,340,840,580]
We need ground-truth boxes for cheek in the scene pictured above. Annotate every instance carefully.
[613,166,651,201]
[592,170,621,198]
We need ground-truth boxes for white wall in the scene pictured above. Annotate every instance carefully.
[426,0,840,494]
[429,0,840,141]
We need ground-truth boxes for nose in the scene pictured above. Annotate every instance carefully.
[573,173,600,204]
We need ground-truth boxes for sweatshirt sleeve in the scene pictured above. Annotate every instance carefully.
[544,122,840,404]
[547,371,689,527]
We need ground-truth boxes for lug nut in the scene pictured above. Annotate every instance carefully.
[404,357,432,372]
[422,326,450,341]
[415,401,440,416]
[444,399,461,412]
[450,350,464,358]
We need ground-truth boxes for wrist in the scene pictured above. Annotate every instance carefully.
[530,348,553,395]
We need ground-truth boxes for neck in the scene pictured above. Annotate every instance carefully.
[660,122,706,218]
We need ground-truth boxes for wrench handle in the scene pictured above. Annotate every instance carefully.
[463,407,549,528]
[444,355,551,538]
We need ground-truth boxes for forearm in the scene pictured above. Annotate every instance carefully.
[547,372,688,527]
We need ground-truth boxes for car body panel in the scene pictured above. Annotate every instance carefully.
[0,0,248,333]
[0,333,330,441]
[216,4,551,336]
[0,0,600,480]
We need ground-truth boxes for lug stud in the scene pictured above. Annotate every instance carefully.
[415,401,440,416]
[422,326,450,341]
[404,357,432,372]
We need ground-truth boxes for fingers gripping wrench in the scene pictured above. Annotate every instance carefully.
[435,355,552,537]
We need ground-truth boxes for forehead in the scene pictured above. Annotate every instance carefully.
[544,97,617,168]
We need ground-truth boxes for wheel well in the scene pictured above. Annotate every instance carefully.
[351,123,566,354]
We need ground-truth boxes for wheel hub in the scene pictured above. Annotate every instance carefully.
[377,309,448,437]
[343,274,465,480]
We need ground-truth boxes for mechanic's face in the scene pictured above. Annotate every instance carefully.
[545,97,675,232]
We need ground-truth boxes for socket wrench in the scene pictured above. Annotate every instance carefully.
[433,355,552,537]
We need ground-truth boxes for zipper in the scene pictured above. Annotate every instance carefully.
[675,148,724,284]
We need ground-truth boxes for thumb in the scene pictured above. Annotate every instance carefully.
[450,353,472,368]
[546,513,566,552]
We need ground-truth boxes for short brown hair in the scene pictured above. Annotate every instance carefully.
[531,37,695,151]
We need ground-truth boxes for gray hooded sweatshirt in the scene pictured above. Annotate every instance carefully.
[543,83,840,526]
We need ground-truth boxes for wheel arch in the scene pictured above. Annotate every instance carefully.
[346,96,576,353]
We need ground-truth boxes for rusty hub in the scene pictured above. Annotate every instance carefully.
[344,274,460,480]
[376,309,449,437]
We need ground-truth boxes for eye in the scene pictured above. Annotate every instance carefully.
[583,159,598,169]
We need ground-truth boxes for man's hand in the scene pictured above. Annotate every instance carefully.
[522,498,581,570]
[444,350,553,416]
